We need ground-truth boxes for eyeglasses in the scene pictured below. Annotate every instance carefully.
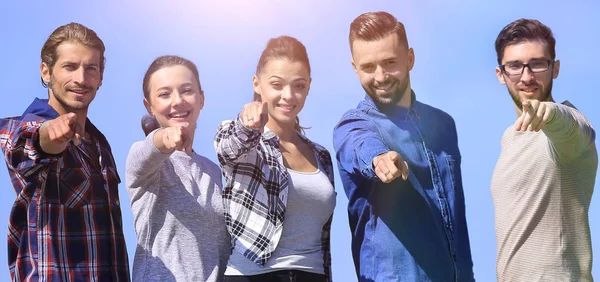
[500,59,554,76]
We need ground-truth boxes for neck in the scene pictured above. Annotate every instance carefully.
[396,85,413,108]
[266,118,297,142]
[48,97,88,133]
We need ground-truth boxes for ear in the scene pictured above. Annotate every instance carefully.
[143,98,153,115]
[495,66,506,85]
[252,75,261,95]
[199,91,205,110]
[41,62,51,85]
[407,47,415,71]
[552,60,560,79]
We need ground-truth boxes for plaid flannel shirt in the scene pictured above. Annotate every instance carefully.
[0,98,130,281]
[214,117,334,281]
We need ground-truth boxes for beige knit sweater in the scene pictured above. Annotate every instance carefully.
[491,101,597,282]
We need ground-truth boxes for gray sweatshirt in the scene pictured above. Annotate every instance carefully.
[491,101,597,282]
[126,130,231,282]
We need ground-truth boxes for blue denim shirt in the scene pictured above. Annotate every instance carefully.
[333,92,474,282]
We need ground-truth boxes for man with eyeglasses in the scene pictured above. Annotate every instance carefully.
[491,18,597,282]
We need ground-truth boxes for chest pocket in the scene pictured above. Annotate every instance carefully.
[43,167,110,209]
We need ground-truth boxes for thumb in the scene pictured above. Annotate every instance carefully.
[522,100,531,113]
[66,112,78,126]
[389,152,399,162]
[73,122,84,145]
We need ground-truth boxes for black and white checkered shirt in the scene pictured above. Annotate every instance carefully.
[214,117,334,281]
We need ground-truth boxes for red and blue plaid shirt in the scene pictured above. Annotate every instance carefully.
[0,98,130,281]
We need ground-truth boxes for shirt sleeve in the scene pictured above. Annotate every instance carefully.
[0,114,59,175]
[213,117,263,169]
[542,102,596,162]
[125,128,173,190]
[333,111,389,180]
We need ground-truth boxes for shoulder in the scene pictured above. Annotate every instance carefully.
[416,101,456,124]
[194,154,223,176]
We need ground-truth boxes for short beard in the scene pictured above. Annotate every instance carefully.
[509,79,553,110]
[48,75,91,112]
[365,73,410,107]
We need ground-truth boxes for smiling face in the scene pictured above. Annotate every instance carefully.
[253,58,311,126]
[144,65,204,131]
[495,40,560,110]
[351,32,414,107]
[41,42,103,115]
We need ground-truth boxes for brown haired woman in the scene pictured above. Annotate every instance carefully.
[125,55,230,282]
[214,36,337,282]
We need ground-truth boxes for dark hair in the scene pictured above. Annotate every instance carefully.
[349,11,409,51]
[41,22,106,87]
[254,36,310,133]
[141,114,160,136]
[141,55,202,135]
[495,18,556,65]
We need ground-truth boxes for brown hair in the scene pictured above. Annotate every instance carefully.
[142,55,202,100]
[141,114,160,136]
[349,11,409,52]
[40,22,106,87]
[495,18,556,65]
[141,55,203,135]
[254,36,310,134]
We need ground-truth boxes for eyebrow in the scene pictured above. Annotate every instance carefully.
[504,57,549,64]
[156,86,172,92]
[268,75,308,83]
[359,56,397,68]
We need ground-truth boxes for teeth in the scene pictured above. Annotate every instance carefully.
[171,112,189,118]
[375,84,392,91]
[279,105,294,110]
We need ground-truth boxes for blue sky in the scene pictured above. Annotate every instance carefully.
[1,0,599,281]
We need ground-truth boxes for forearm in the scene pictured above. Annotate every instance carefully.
[333,114,388,180]
[543,102,595,160]
[214,117,262,164]
[126,130,172,185]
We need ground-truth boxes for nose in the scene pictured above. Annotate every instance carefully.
[520,66,536,83]
[172,91,185,106]
[374,65,386,83]
[73,66,86,84]
[281,85,293,100]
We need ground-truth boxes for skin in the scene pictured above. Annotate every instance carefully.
[39,42,103,154]
[351,32,412,182]
[495,40,560,132]
[242,58,317,173]
[144,65,205,153]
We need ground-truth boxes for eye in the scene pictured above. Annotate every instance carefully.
[294,83,307,90]
[86,65,99,71]
[361,64,375,73]
[270,82,283,90]
[385,60,396,66]
[63,64,77,71]
[182,88,194,94]
[506,62,523,71]
[158,92,170,98]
